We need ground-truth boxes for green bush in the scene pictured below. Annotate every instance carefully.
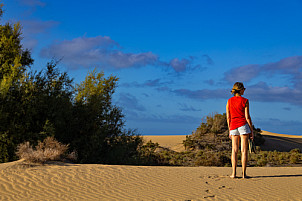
[257,158,268,166]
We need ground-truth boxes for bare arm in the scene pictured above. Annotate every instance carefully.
[226,101,231,139]
[245,100,254,139]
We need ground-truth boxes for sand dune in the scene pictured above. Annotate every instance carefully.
[144,135,187,152]
[0,160,302,200]
[1,132,301,200]
[260,130,302,152]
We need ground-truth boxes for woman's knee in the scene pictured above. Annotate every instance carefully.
[232,147,239,154]
[241,149,248,155]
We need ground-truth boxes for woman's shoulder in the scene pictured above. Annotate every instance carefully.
[229,96,247,100]
[231,96,248,103]
[228,97,234,102]
[241,96,248,103]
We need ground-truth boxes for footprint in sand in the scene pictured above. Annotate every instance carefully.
[218,185,232,190]
[203,195,215,198]
[204,189,215,198]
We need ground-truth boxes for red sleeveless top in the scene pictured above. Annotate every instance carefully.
[228,96,248,130]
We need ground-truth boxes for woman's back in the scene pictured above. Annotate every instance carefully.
[228,96,248,130]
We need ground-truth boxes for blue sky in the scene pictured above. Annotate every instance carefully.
[2,0,302,135]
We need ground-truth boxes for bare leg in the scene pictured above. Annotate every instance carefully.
[231,135,240,178]
[240,134,249,178]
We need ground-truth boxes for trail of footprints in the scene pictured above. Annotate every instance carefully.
[202,175,231,199]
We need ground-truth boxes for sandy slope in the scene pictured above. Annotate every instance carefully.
[260,131,302,152]
[1,132,301,200]
[144,135,187,152]
[0,160,302,200]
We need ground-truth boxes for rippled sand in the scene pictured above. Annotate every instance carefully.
[1,131,301,200]
[0,160,302,200]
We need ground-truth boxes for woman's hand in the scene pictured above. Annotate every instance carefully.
[250,131,254,140]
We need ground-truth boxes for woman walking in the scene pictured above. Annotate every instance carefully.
[226,82,253,179]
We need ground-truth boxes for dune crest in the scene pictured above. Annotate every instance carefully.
[260,130,302,138]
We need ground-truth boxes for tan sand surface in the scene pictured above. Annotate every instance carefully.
[1,132,301,200]
[261,130,302,138]
[0,160,302,200]
[144,135,187,152]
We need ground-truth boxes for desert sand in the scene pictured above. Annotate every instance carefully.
[144,135,187,152]
[1,160,302,200]
[0,132,301,201]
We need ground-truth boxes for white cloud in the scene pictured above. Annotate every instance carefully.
[22,20,59,35]
[117,93,146,112]
[224,55,302,86]
[121,79,173,88]
[40,35,159,69]
[221,55,302,106]
[169,58,191,72]
[21,20,59,49]
[247,82,302,105]
[40,35,210,72]
[178,103,202,112]
[224,64,260,83]
[202,54,214,65]
[17,0,46,7]
[173,88,228,100]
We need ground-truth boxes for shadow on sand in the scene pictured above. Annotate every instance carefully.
[252,174,302,179]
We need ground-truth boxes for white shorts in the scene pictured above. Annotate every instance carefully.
[230,123,251,135]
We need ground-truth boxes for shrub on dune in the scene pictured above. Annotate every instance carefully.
[16,137,76,164]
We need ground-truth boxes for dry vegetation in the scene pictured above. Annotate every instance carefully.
[249,148,301,166]
[16,137,77,164]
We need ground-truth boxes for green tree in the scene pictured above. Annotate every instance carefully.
[0,4,33,95]
[0,5,73,162]
[71,69,142,164]
[0,4,142,164]
[0,4,33,162]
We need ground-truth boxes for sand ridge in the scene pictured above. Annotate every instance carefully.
[260,130,302,138]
